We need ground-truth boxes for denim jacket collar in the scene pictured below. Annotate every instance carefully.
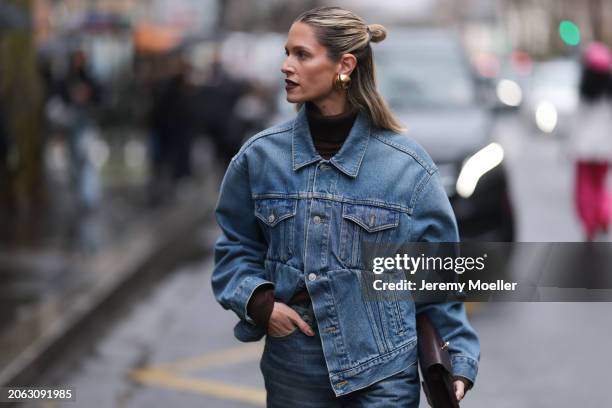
[292,105,371,178]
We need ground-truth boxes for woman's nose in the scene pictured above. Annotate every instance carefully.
[281,58,293,75]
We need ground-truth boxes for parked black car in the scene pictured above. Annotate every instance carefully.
[375,29,514,241]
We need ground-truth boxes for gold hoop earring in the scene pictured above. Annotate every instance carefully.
[334,73,351,90]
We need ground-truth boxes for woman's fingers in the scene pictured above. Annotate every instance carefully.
[267,320,295,337]
[267,302,314,336]
[268,321,295,336]
[286,306,315,336]
[267,303,295,336]
[453,380,465,401]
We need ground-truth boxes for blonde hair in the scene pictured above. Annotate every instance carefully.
[294,6,405,133]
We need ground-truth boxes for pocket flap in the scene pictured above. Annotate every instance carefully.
[254,198,297,227]
[342,203,400,233]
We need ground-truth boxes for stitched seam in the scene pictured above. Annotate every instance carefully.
[231,152,248,173]
[330,337,417,378]
[292,114,321,170]
[251,193,412,214]
[254,211,296,227]
[342,214,399,232]
[235,122,294,162]
[451,355,479,365]
[373,134,436,174]
[409,170,436,212]
[292,118,297,170]
[241,278,275,322]
[253,199,298,223]
[331,359,418,397]
[353,125,371,173]
[334,130,370,177]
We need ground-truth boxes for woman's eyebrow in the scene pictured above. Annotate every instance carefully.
[284,44,312,53]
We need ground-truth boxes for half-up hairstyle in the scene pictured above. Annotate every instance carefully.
[294,6,405,133]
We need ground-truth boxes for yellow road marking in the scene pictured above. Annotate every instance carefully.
[128,343,266,405]
[130,368,265,406]
[152,342,264,373]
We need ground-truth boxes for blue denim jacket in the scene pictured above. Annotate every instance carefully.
[212,106,480,396]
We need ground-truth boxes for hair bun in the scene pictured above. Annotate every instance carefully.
[367,24,387,43]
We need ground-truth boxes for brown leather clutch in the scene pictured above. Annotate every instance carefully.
[417,313,460,408]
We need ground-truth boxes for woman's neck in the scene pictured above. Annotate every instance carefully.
[311,92,349,116]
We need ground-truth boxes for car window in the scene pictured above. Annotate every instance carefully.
[376,45,477,108]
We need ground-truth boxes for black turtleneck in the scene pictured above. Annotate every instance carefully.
[306,103,358,160]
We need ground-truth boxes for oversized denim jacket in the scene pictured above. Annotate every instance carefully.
[212,106,480,396]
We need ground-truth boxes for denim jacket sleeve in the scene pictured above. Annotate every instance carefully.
[412,170,481,387]
[211,155,274,325]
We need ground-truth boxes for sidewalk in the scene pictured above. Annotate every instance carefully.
[0,134,221,387]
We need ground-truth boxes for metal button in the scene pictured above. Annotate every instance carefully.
[320,164,331,171]
[313,216,321,224]
[308,273,317,281]
[268,214,275,223]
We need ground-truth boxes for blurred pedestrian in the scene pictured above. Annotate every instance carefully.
[232,83,273,146]
[194,54,250,167]
[569,42,612,241]
[148,56,196,203]
[51,50,102,211]
[211,6,479,407]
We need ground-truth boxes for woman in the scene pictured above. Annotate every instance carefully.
[569,42,612,241]
[212,6,480,407]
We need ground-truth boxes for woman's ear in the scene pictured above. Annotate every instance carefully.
[338,53,357,76]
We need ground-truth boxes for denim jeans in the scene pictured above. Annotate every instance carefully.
[260,303,420,407]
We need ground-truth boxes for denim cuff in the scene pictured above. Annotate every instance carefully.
[246,284,275,328]
[451,355,479,387]
[233,276,275,324]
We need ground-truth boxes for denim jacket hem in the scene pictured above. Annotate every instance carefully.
[329,339,418,396]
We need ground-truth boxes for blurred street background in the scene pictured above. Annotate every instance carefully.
[1,0,612,406]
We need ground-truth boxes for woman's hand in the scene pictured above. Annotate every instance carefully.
[453,379,466,402]
[267,302,314,337]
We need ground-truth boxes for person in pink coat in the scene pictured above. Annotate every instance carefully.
[569,42,612,241]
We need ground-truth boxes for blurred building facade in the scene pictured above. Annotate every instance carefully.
[3,0,612,216]
[501,0,612,57]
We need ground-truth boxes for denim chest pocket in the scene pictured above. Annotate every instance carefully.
[254,198,297,262]
[339,203,400,268]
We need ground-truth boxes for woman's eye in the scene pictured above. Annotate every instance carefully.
[284,49,308,59]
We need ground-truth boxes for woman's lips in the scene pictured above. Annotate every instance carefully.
[285,79,298,90]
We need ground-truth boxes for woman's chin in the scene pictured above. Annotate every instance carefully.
[286,96,298,103]
[285,92,305,104]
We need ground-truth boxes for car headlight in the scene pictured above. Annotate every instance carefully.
[496,79,522,107]
[535,101,558,133]
[456,143,504,198]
